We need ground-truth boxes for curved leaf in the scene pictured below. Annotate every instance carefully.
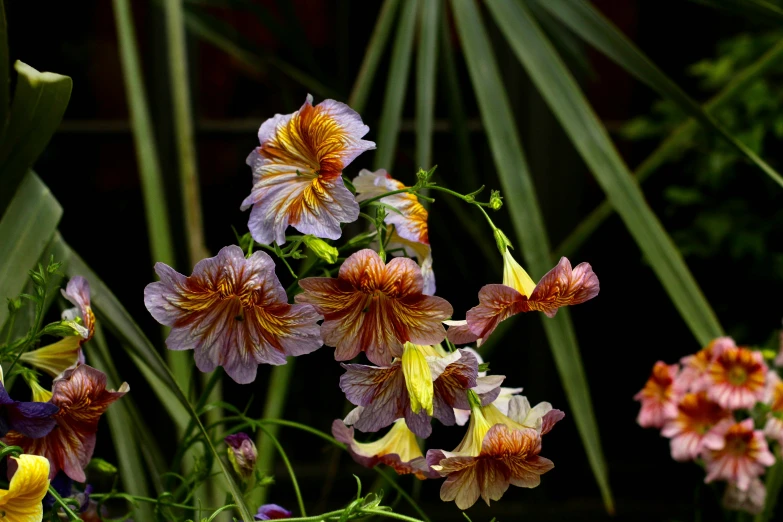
[415,0,439,170]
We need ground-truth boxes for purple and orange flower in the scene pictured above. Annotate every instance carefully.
[660,392,732,461]
[296,249,452,366]
[242,95,374,245]
[705,346,767,410]
[332,418,438,480]
[447,251,599,345]
[144,245,323,384]
[677,337,735,392]
[353,169,435,294]
[426,394,563,509]
[4,365,128,481]
[703,418,775,491]
[0,381,58,439]
[635,361,683,429]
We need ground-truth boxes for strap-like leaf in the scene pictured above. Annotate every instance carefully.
[0,0,8,132]
[485,0,723,346]
[692,0,783,25]
[374,0,419,171]
[535,0,783,189]
[449,0,614,512]
[415,0,439,170]
[0,62,71,216]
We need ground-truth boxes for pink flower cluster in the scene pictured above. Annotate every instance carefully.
[635,337,782,514]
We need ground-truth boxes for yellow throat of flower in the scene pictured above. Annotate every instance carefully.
[401,342,435,416]
[502,248,536,297]
[30,380,53,403]
[355,419,424,461]
[453,398,493,457]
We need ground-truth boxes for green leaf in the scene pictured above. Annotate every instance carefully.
[0,173,62,327]
[449,0,613,512]
[0,0,8,131]
[0,62,72,216]
[373,0,419,171]
[535,0,783,189]
[486,0,723,344]
[349,0,400,113]
[555,37,783,258]
[415,0,439,170]
[692,0,783,25]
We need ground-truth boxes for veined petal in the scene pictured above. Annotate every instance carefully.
[0,454,50,521]
[61,276,94,341]
[465,284,524,340]
[402,343,434,416]
[524,257,600,317]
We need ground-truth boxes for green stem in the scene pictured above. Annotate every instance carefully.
[255,424,306,517]
[359,187,415,207]
[89,493,220,511]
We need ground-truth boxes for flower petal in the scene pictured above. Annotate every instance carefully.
[0,455,49,521]
[524,257,600,317]
[465,284,524,341]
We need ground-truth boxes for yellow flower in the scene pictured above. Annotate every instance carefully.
[20,337,80,377]
[401,342,434,416]
[0,454,50,522]
[502,248,536,297]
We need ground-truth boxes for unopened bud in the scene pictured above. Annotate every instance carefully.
[416,166,435,184]
[302,235,339,264]
[87,458,118,475]
[7,298,22,315]
[225,432,257,480]
[493,228,512,254]
[489,190,503,210]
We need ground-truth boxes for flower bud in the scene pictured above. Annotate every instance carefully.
[493,228,512,254]
[489,190,503,210]
[255,504,292,520]
[302,235,339,264]
[7,297,22,315]
[225,432,257,480]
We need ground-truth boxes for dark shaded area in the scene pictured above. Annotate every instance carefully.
[4,1,782,520]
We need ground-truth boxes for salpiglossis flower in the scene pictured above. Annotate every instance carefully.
[225,432,257,480]
[332,419,437,480]
[255,504,292,520]
[144,246,323,384]
[353,169,435,294]
[723,477,766,515]
[426,395,562,510]
[704,418,774,491]
[0,454,50,522]
[4,365,128,481]
[242,95,375,245]
[763,371,783,444]
[661,392,732,461]
[0,380,58,439]
[340,348,502,438]
[634,361,683,428]
[447,251,599,345]
[677,337,735,391]
[706,346,767,410]
[296,249,452,366]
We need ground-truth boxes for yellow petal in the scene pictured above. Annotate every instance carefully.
[29,381,53,403]
[351,419,424,462]
[0,455,50,522]
[401,342,434,416]
[502,248,537,297]
[19,336,80,377]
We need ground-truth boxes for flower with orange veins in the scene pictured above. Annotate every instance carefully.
[634,361,683,429]
[145,246,323,384]
[0,454,50,522]
[704,419,775,491]
[426,394,560,510]
[296,249,452,366]
[242,95,375,245]
[4,365,128,482]
[661,392,732,461]
[678,337,735,392]
[447,251,599,345]
[706,346,767,410]
[763,371,783,444]
[332,419,437,480]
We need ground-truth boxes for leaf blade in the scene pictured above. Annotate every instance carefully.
[415,0,439,170]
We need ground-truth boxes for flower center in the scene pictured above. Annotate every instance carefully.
[726,437,748,455]
[727,365,748,385]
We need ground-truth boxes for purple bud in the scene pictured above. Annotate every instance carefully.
[255,504,292,520]
[225,432,257,480]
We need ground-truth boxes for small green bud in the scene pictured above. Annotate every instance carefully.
[761,349,777,361]
[416,167,432,184]
[29,270,45,287]
[87,458,119,475]
[236,232,254,254]
[302,235,339,264]
[493,228,512,254]
[7,298,22,315]
[489,190,503,210]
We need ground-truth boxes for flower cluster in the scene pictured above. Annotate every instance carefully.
[635,336,781,514]
[140,95,600,512]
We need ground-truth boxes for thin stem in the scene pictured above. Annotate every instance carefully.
[255,424,307,517]
[273,242,298,279]
[89,493,220,511]
[359,187,414,207]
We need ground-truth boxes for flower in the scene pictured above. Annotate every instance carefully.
[296,249,452,366]
[705,346,767,410]
[0,454,50,522]
[340,348,502,438]
[634,361,682,429]
[20,339,83,378]
[451,348,523,426]
[61,276,95,342]
[447,253,599,345]
[353,169,435,294]
[4,365,128,481]
[426,394,562,509]
[225,432,257,480]
[255,504,292,520]
[723,477,766,515]
[0,380,58,439]
[678,337,736,391]
[242,95,374,245]
[332,419,437,479]
[763,371,783,444]
[144,246,323,384]
[704,419,775,491]
[660,392,732,462]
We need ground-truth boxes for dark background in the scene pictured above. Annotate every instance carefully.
[5,1,783,520]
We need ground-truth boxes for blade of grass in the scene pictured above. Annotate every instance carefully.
[349,0,400,113]
[536,0,783,190]
[60,239,255,521]
[0,0,8,130]
[374,0,419,171]
[415,0,439,170]
[0,62,71,216]
[486,0,723,344]
[555,35,783,258]
[449,0,613,512]
[0,173,62,327]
